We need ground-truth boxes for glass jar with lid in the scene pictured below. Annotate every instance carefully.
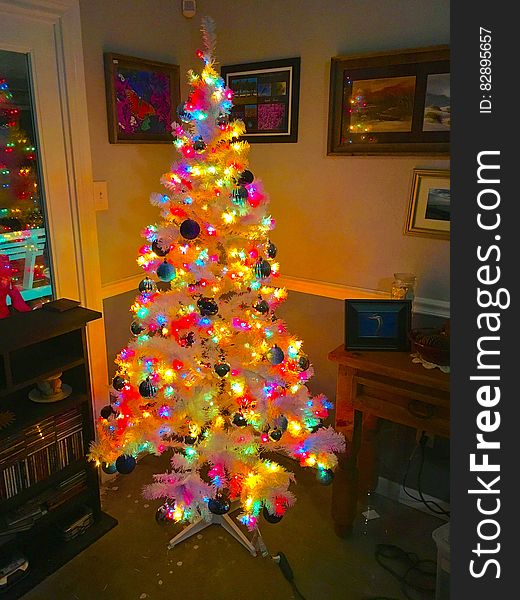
[391,272,416,300]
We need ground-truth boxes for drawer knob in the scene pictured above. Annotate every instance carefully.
[407,400,435,419]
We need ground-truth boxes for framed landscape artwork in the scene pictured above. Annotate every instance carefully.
[405,169,450,239]
[220,57,300,143]
[328,46,450,155]
[104,53,180,143]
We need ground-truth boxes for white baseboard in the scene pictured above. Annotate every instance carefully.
[376,476,450,520]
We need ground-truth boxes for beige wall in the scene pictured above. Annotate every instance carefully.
[81,0,450,384]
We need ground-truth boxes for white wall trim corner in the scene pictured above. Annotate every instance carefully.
[101,272,450,318]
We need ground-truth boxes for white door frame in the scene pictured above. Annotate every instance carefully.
[0,0,109,406]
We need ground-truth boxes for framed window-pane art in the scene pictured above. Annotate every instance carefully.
[328,46,449,155]
[220,57,300,143]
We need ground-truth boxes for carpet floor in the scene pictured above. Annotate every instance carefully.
[21,452,444,600]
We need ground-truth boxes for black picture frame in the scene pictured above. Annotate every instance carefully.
[345,299,412,351]
[220,57,300,143]
[328,46,449,155]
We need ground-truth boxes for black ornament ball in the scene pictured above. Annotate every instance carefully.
[254,259,271,279]
[216,114,229,128]
[100,405,114,419]
[267,345,285,365]
[231,186,249,206]
[311,421,324,433]
[180,219,200,240]
[208,496,230,515]
[152,240,170,257]
[317,468,334,486]
[155,503,171,525]
[254,300,269,315]
[298,356,310,371]
[232,413,247,427]
[112,375,126,391]
[262,505,283,524]
[197,297,218,316]
[139,277,157,293]
[184,435,198,445]
[157,261,176,282]
[238,169,254,185]
[115,454,136,475]
[266,241,277,259]
[101,462,117,475]
[130,321,144,336]
[214,363,230,377]
[269,428,283,442]
[193,138,206,152]
[139,378,158,399]
[182,331,196,347]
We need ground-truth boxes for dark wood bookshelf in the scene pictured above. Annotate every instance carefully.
[0,303,117,598]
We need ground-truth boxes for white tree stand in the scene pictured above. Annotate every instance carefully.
[168,510,268,557]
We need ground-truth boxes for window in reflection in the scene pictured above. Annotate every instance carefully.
[0,50,53,317]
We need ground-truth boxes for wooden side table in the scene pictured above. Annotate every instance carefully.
[328,345,450,536]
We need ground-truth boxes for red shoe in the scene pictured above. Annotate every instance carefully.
[8,284,31,312]
[0,287,9,319]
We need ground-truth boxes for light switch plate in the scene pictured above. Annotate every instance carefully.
[93,181,108,211]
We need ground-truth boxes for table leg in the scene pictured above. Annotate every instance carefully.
[332,408,362,536]
[358,413,380,497]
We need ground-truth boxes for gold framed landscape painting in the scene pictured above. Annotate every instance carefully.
[405,169,450,239]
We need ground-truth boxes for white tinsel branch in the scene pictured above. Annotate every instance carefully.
[200,16,217,62]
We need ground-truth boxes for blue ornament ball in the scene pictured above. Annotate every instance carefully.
[208,496,230,515]
[197,297,218,316]
[231,186,248,206]
[274,414,288,432]
[177,103,192,122]
[267,345,284,365]
[115,454,136,475]
[157,261,176,282]
[317,468,334,486]
[101,462,117,475]
[180,219,200,240]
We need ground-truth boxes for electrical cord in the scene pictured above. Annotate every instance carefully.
[401,433,450,518]
[272,552,307,600]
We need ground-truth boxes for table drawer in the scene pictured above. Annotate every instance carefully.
[353,372,449,437]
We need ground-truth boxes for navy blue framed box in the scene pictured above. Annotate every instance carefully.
[345,299,412,351]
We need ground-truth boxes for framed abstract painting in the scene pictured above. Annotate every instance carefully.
[104,53,180,143]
